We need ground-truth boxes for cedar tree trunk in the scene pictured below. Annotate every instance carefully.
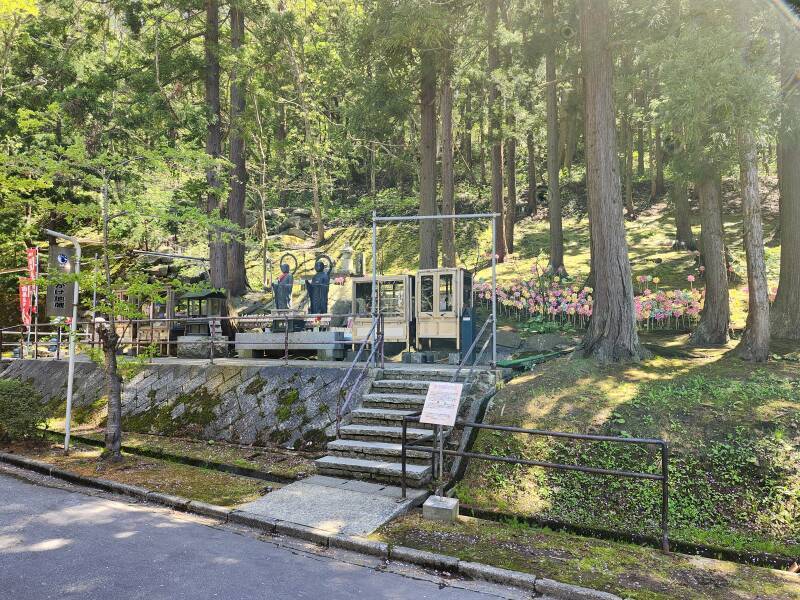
[527,131,537,214]
[226,1,248,296]
[545,0,564,273]
[671,179,696,250]
[419,48,439,270]
[102,328,123,460]
[505,121,517,254]
[771,23,800,339]
[487,0,506,261]
[441,54,457,268]
[654,125,665,196]
[735,129,770,360]
[691,172,730,345]
[576,0,647,363]
[205,0,226,289]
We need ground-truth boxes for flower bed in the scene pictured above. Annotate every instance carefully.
[474,263,704,331]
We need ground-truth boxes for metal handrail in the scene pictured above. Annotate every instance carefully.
[450,315,494,388]
[335,314,384,435]
[400,415,670,553]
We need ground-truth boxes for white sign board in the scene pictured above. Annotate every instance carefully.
[419,382,463,427]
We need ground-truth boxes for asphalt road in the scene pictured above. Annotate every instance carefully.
[0,474,524,600]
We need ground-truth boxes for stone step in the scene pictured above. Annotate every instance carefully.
[326,439,431,463]
[361,393,427,409]
[353,407,419,417]
[380,368,469,382]
[370,379,431,395]
[350,408,431,428]
[338,424,435,443]
[314,455,431,482]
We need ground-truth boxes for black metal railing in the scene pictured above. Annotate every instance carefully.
[400,415,670,552]
[335,314,384,435]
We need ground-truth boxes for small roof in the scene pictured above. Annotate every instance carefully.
[180,289,226,300]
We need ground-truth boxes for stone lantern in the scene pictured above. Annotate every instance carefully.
[338,243,353,275]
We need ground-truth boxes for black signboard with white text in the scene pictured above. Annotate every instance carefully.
[46,245,76,317]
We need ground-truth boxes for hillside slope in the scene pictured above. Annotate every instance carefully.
[455,336,800,557]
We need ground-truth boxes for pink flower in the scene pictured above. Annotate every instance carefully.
[687,275,695,283]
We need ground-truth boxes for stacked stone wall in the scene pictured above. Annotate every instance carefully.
[0,360,366,449]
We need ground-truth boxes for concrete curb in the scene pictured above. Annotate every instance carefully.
[328,534,388,557]
[535,577,623,600]
[460,561,538,591]
[189,501,232,521]
[228,510,276,532]
[389,546,459,571]
[274,521,331,546]
[0,451,622,600]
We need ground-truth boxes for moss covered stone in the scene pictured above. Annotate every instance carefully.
[243,375,267,396]
[123,387,222,437]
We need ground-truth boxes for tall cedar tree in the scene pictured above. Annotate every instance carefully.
[441,49,457,268]
[671,176,696,249]
[545,0,565,273]
[771,20,800,340]
[733,8,769,361]
[226,0,248,296]
[735,128,770,360]
[419,48,438,269]
[691,172,730,345]
[501,2,515,254]
[205,0,226,289]
[577,0,647,363]
[487,0,506,262]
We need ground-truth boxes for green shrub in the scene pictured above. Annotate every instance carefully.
[0,379,48,441]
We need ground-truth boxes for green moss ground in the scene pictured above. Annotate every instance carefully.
[3,441,267,506]
[375,513,800,600]
[52,428,318,480]
[454,337,800,558]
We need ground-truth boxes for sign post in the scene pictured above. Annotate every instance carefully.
[419,381,463,494]
[44,230,81,454]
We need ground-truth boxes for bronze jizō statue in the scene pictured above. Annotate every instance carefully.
[306,259,330,314]
[273,262,294,309]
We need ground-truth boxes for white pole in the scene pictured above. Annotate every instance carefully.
[371,211,378,361]
[44,229,81,454]
[92,253,98,316]
[33,249,39,359]
[491,218,497,366]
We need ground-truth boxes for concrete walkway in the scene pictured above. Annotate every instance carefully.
[237,475,428,536]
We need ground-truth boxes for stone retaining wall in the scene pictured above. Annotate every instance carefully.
[0,360,367,449]
[0,359,106,409]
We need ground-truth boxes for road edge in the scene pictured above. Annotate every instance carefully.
[0,451,621,600]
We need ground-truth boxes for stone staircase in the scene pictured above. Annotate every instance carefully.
[315,368,470,487]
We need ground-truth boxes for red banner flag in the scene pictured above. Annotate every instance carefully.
[26,247,38,278]
[25,247,38,314]
[19,278,33,326]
